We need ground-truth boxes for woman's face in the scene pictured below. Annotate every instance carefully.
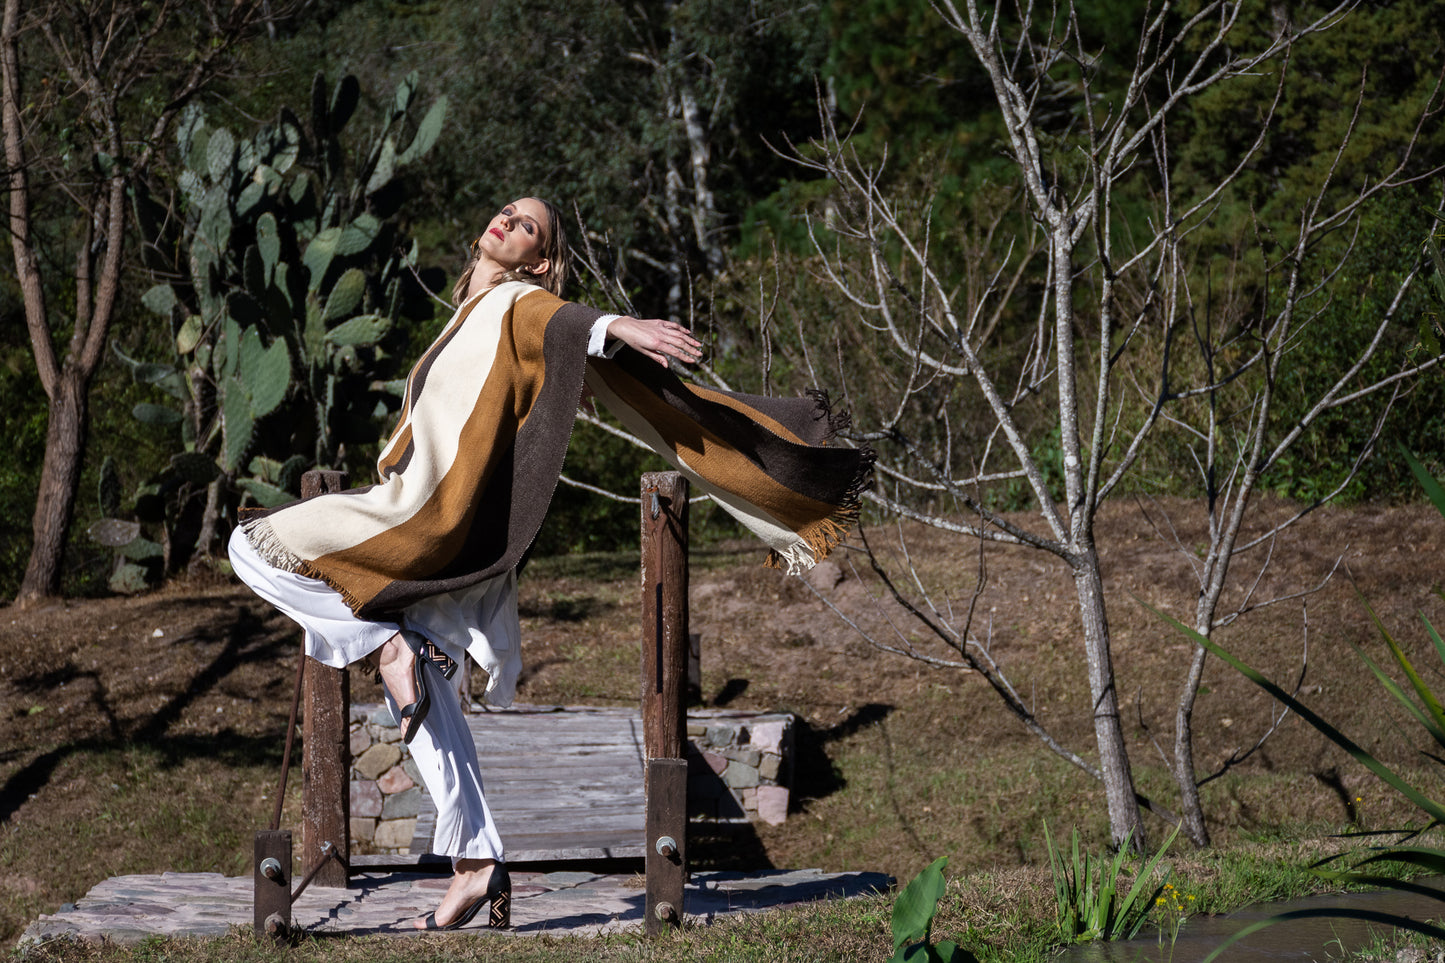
[477,197,550,278]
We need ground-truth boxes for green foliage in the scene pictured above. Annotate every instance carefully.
[1044,823,1179,944]
[1419,206,1445,357]
[889,856,974,962]
[410,0,828,298]
[116,71,447,570]
[85,457,164,594]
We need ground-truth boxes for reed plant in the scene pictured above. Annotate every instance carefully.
[1043,822,1180,944]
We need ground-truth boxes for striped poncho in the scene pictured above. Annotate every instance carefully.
[241,282,873,620]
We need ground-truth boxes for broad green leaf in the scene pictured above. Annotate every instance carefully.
[303,227,341,290]
[365,135,397,197]
[237,325,266,387]
[88,518,141,548]
[222,378,254,472]
[323,268,367,322]
[175,103,204,154]
[109,562,151,595]
[236,179,265,217]
[325,313,390,346]
[248,455,284,483]
[248,338,291,417]
[398,95,447,166]
[168,451,220,485]
[121,537,164,561]
[338,213,381,256]
[185,126,211,176]
[391,71,417,119]
[892,857,947,954]
[189,237,221,320]
[176,315,203,355]
[256,212,281,279]
[198,184,231,255]
[142,284,177,317]
[206,126,235,184]
[237,477,296,508]
[371,378,407,398]
[237,134,257,176]
[133,403,183,426]
[273,121,300,174]
[178,167,205,206]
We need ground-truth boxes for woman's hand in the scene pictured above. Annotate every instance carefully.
[608,316,703,368]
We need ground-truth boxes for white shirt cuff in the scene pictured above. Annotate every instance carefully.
[588,315,621,357]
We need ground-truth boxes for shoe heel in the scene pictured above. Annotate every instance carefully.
[488,864,511,929]
[404,630,459,680]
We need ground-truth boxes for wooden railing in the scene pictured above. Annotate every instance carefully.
[257,469,692,938]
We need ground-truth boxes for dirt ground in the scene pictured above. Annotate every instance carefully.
[1,496,1441,944]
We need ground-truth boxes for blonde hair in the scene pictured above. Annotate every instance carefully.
[452,197,570,302]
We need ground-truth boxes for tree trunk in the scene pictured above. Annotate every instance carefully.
[189,476,225,571]
[16,368,90,603]
[1073,544,1145,850]
[1173,644,1211,846]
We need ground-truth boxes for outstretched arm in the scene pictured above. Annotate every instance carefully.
[605,316,703,368]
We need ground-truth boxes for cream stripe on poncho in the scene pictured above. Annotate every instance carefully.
[242,282,873,620]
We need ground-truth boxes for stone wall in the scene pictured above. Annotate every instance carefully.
[348,704,424,853]
[348,704,794,855]
[685,710,794,827]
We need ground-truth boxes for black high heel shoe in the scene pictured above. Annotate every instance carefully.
[402,629,458,680]
[422,862,511,930]
[487,862,511,929]
[394,633,440,745]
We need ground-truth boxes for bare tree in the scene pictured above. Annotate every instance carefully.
[2,0,276,603]
[772,0,1443,848]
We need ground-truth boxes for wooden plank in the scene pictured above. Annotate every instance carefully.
[400,705,668,862]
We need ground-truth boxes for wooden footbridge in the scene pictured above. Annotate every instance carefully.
[255,471,695,940]
[411,704,650,861]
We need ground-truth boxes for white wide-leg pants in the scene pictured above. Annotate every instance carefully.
[228,528,508,862]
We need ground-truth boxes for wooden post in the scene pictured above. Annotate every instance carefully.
[640,471,689,932]
[644,758,687,936]
[253,829,291,942]
[300,469,350,889]
[640,472,689,760]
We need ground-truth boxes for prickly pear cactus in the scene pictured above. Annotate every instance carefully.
[121,72,448,570]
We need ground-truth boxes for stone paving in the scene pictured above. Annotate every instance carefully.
[19,867,891,947]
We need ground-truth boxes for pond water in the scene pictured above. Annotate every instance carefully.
[1055,878,1445,962]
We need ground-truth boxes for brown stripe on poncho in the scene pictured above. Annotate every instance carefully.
[242,282,873,619]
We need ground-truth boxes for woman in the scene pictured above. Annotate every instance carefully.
[230,196,871,931]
